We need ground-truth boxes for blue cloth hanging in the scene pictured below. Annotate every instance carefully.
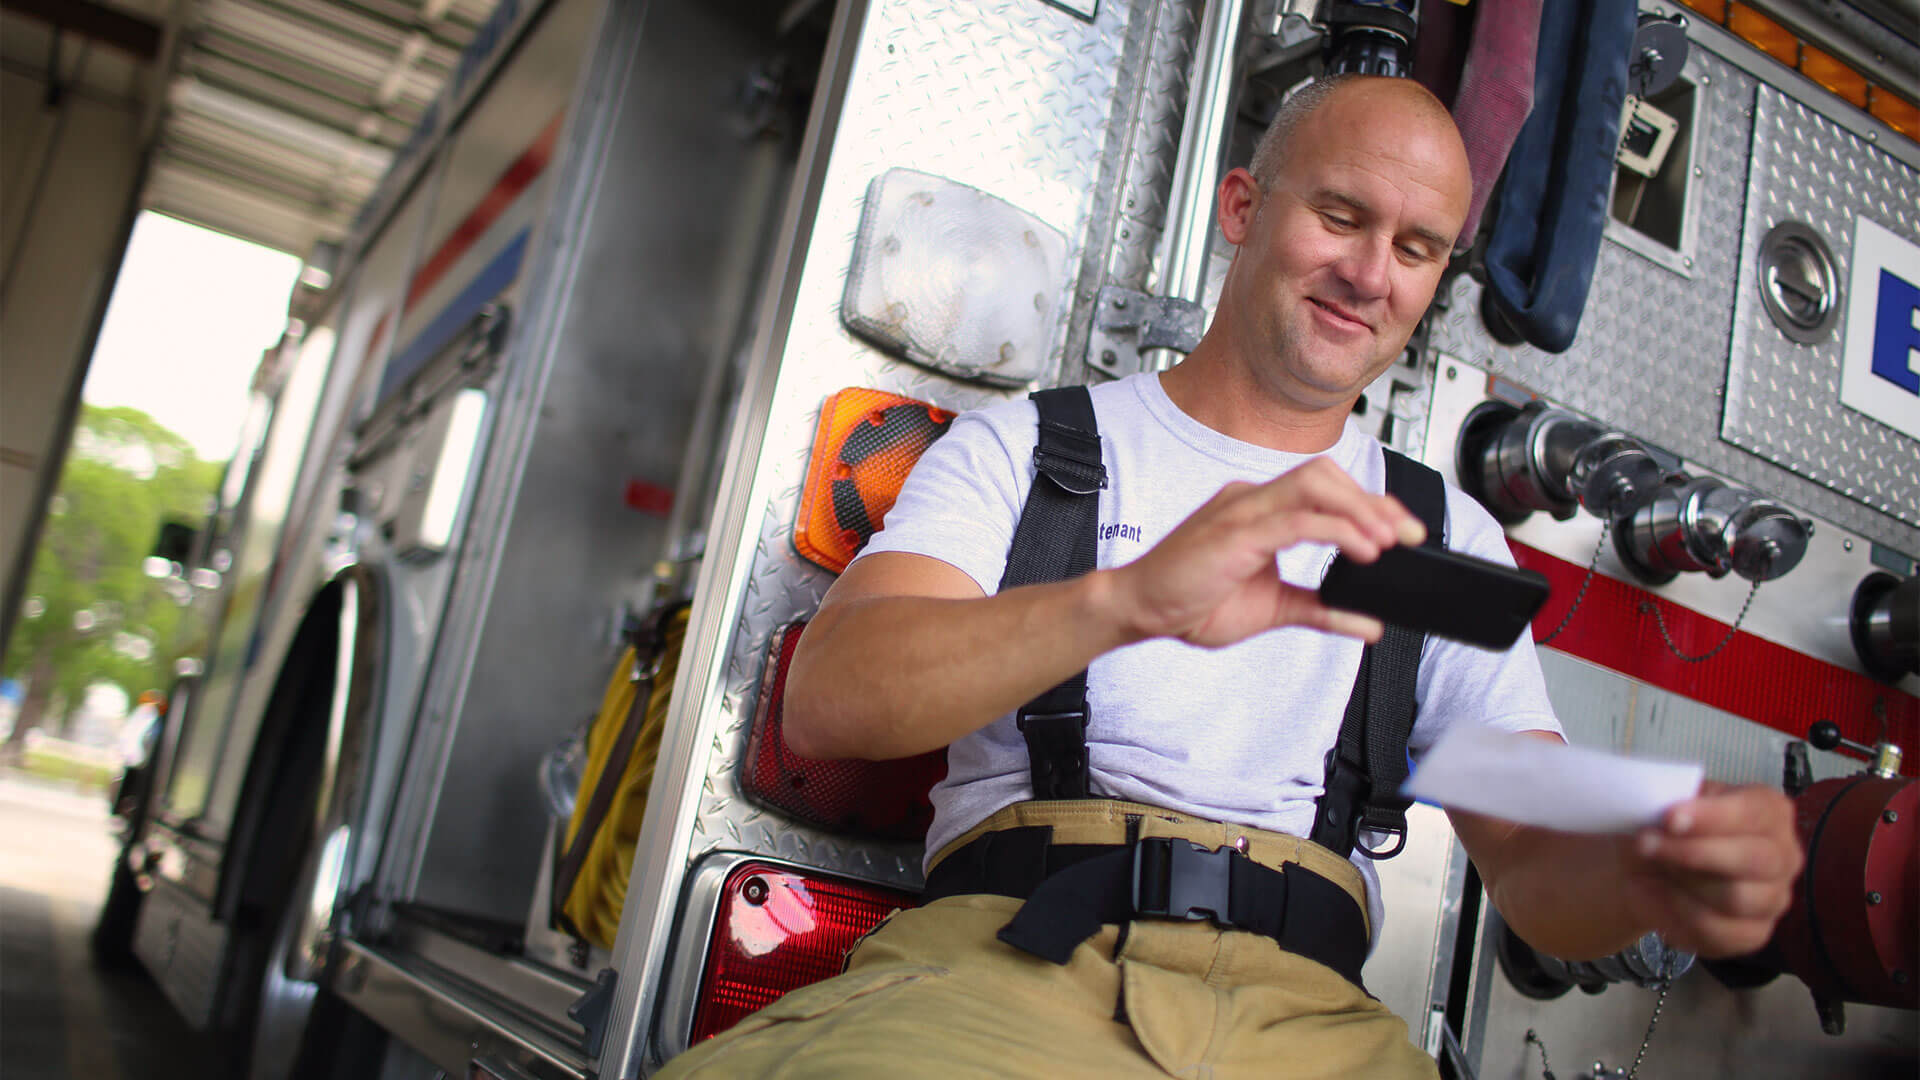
[1481,0,1637,354]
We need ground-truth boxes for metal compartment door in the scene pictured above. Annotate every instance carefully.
[380,0,804,928]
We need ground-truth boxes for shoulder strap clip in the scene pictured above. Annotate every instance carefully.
[1032,422,1106,495]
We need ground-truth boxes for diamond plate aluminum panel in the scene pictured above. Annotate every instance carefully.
[1113,2,1195,256]
[1064,0,1195,383]
[1723,84,1920,529]
[1427,47,1919,558]
[1106,220,1163,294]
[682,0,1165,891]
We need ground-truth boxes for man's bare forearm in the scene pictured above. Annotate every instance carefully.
[783,572,1138,760]
[786,462,1412,761]
[1462,813,1647,959]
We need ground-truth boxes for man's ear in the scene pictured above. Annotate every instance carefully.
[1217,168,1261,246]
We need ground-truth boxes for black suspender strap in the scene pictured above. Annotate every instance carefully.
[1311,448,1447,860]
[999,387,1106,800]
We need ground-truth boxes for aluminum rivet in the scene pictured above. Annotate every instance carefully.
[1101,350,1117,366]
[1694,167,1703,177]
[1683,257,1693,268]
[1885,809,1899,823]
[1867,891,1883,905]
[1114,296,1127,308]
[1844,539,1854,552]
[1445,365,1458,380]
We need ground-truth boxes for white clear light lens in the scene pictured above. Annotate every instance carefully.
[843,169,1067,387]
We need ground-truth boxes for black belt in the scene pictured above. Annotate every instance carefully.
[922,826,1370,991]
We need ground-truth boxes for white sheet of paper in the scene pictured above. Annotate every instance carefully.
[1402,725,1704,834]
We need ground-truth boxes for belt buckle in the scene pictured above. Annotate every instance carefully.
[1130,837,1237,924]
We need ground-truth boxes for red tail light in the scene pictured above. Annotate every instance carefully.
[741,621,946,840]
[688,862,917,1042]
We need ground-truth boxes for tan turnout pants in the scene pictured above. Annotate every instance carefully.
[654,800,1439,1079]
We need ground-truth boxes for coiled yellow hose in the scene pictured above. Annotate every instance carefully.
[560,607,688,947]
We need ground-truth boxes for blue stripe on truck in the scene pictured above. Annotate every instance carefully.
[379,227,529,404]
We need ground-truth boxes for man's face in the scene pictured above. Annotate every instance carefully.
[1219,87,1470,411]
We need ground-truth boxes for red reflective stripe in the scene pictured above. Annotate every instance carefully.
[1513,540,1918,774]
[402,110,564,316]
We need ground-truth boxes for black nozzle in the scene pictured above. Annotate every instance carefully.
[1323,2,1417,78]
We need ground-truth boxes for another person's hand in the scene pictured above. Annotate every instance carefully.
[1621,781,1804,957]
[1103,456,1425,649]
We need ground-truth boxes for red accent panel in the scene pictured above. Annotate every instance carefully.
[623,479,674,516]
[1513,541,1917,774]
[402,111,564,316]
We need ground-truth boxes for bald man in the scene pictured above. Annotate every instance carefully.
[657,75,1800,1080]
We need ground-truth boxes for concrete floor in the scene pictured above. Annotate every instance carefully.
[0,771,221,1080]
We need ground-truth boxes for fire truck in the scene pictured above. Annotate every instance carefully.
[102,0,1918,1077]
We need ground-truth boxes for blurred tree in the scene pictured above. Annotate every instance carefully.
[3,406,222,755]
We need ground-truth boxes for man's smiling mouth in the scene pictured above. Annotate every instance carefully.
[1308,297,1370,332]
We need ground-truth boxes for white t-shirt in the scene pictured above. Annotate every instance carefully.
[856,372,1561,934]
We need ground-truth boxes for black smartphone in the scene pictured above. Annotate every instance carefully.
[1319,544,1550,650]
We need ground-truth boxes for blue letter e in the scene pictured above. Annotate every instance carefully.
[1872,268,1920,395]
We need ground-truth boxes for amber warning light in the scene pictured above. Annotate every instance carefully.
[688,862,917,1042]
[794,388,954,574]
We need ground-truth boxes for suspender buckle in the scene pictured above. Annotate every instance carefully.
[1312,749,1370,856]
[1130,837,1246,925]
[1014,708,1088,731]
[1016,709,1090,799]
[1031,426,1107,495]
